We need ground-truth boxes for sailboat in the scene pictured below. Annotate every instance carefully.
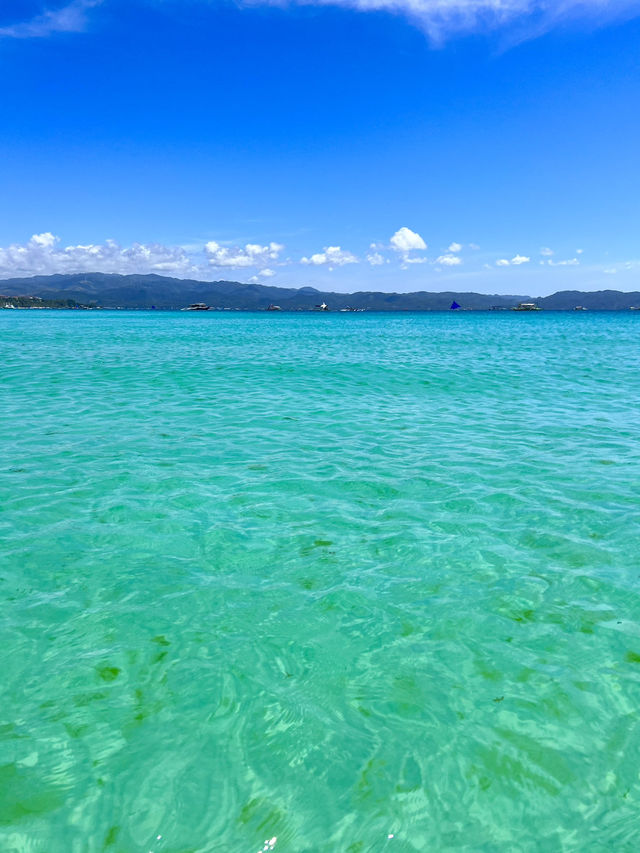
[450,301,461,310]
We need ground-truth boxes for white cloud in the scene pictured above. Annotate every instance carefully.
[469,243,480,250]
[0,0,101,39]
[253,0,640,42]
[30,232,58,249]
[366,252,385,266]
[548,257,579,266]
[204,240,283,269]
[448,242,462,253]
[5,0,640,43]
[540,247,554,256]
[390,227,427,252]
[300,246,358,266]
[496,254,529,266]
[248,268,276,280]
[436,254,462,266]
[0,233,198,277]
[576,248,584,254]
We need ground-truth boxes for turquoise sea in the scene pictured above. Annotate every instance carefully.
[2,310,640,852]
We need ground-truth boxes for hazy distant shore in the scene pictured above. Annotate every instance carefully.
[2,273,640,312]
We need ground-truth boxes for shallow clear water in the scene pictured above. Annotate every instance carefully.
[2,310,640,852]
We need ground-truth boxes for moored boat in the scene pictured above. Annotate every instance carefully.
[182,303,210,311]
[512,302,541,311]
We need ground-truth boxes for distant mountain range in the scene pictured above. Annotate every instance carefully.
[2,273,640,311]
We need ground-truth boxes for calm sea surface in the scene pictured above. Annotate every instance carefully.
[2,311,640,852]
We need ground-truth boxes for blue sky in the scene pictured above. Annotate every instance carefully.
[1,0,639,294]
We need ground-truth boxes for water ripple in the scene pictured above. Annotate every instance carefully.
[1,311,640,851]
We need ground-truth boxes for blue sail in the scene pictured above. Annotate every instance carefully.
[450,301,461,310]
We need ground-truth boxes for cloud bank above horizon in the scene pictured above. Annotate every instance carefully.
[2,0,640,41]
[0,230,428,278]
[1,230,632,295]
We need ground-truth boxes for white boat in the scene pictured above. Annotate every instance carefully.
[182,303,210,311]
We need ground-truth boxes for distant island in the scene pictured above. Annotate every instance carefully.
[2,273,640,311]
